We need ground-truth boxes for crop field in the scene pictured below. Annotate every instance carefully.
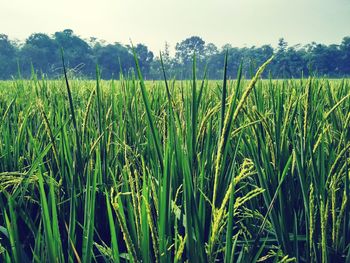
[0,58,349,262]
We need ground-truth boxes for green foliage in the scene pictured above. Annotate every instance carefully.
[0,55,349,262]
[1,31,350,79]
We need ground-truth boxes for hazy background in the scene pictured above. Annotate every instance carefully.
[1,0,350,52]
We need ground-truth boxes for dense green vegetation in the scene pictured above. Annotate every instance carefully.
[0,55,349,262]
[1,30,350,79]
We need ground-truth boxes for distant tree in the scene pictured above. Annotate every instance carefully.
[160,41,173,70]
[20,33,58,77]
[326,44,342,75]
[244,45,274,77]
[274,38,290,77]
[278,38,288,52]
[284,46,308,78]
[340,36,350,74]
[259,45,274,61]
[162,42,171,64]
[150,42,177,79]
[305,43,342,76]
[175,36,205,64]
[1,32,350,79]
[260,45,274,75]
[94,43,133,79]
[175,36,206,78]
[0,34,17,79]
[207,51,224,79]
[133,43,154,78]
[204,43,219,57]
[54,29,94,76]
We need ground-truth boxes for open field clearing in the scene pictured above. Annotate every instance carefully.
[0,59,349,262]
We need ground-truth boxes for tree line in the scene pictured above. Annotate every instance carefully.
[0,29,350,79]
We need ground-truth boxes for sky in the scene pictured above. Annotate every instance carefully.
[1,0,350,54]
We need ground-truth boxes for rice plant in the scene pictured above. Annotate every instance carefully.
[0,54,349,262]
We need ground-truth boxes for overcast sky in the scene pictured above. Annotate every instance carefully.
[1,0,349,53]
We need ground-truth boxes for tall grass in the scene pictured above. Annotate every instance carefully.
[0,54,349,262]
